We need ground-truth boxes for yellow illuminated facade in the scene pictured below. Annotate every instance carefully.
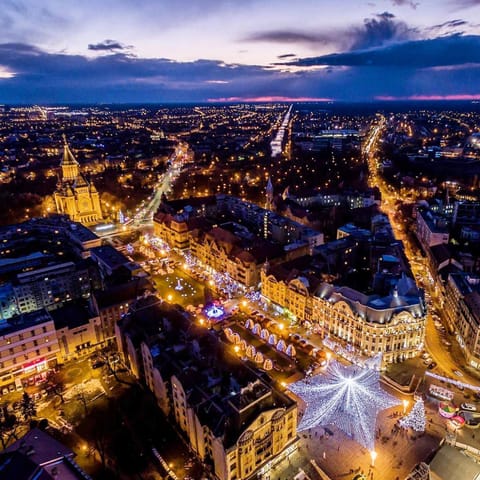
[261,270,426,364]
[54,137,102,225]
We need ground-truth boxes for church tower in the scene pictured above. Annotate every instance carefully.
[54,136,103,225]
[265,176,274,210]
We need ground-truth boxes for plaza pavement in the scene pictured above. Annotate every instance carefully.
[270,406,441,480]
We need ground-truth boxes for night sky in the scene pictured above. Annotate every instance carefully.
[1,0,479,103]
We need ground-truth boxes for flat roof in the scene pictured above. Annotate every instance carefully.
[0,310,53,336]
[430,445,480,480]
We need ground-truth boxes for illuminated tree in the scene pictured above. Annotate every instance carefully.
[289,360,400,449]
[399,399,426,433]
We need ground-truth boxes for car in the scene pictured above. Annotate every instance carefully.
[454,370,464,377]
[421,352,430,359]
[423,359,432,365]
[91,360,105,369]
[298,339,308,348]
[427,362,437,370]
[461,403,477,412]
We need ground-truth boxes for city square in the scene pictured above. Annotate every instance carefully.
[1,2,480,478]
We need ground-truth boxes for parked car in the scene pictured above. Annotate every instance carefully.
[91,360,105,369]
[427,362,437,370]
[461,403,477,412]
[454,370,464,377]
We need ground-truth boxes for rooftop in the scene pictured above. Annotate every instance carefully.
[90,245,129,269]
[429,445,480,480]
[1,428,91,480]
[0,309,53,336]
[49,301,93,330]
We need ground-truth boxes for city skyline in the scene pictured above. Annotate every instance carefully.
[1,0,480,103]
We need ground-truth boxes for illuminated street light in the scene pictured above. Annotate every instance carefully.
[370,450,377,467]
[403,399,409,414]
[167,294,173,302]
[234,345,239,353]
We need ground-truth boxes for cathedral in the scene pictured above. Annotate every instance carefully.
[54,136,103,225]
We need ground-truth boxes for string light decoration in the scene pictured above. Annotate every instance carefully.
[288,360,400,449]
[399,399,426,433]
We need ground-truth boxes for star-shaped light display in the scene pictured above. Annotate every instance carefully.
[288,360,400,449]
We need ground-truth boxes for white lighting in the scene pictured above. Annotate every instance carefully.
[288,360,400,449]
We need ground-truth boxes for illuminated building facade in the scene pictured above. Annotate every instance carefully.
[54,137,102,225]
[0,310,60,390]
[117,297,298,480]
[445,272,480,369]
[262,269,426,364]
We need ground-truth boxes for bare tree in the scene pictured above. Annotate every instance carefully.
[100,352,134,387]
[93,420,109,471]
[0,405,19,450]
[20,392,36,422]
[46,370,66,404]
[76,390,88,416]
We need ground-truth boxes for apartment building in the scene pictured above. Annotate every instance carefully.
[117,297,298,480]
[445,273,480,368]
[0,310,60,390]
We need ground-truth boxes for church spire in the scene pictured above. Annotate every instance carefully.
[265,176,274,209]
[61,135,79,167]
[60,135,80,182]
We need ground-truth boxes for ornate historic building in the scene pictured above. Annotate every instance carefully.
[54,136,102,225]
[261,268,426,365]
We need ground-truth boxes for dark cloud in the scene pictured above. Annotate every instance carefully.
[244,30,333,45]
[427,19,468,32]
[246,12,416,52]
[291,34,480,68]
[88,39,131,52]
[0,40,479,103]
[390,0,419,9]
[351,12,416,50]
[277,53,297,59]
[0,42,292,103]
